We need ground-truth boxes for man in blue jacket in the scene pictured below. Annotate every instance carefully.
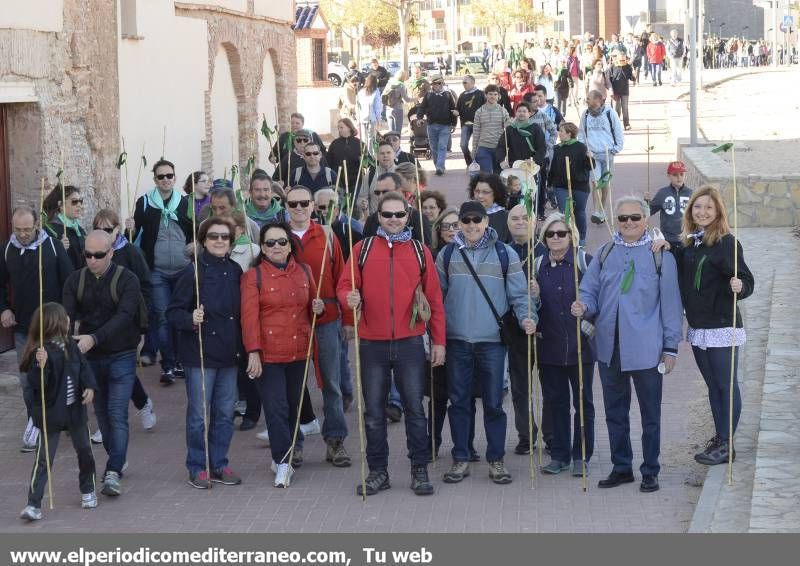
[572,195,682,493]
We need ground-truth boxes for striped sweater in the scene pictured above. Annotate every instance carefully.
[472,103,509,153]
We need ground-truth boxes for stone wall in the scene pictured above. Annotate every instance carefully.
[678,145,800,228]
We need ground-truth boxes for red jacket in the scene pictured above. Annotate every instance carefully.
[292,222,354,326]
[647,41,666,64]
[337,236,446,345]
[508,83,534,111]
[241,258,318,364]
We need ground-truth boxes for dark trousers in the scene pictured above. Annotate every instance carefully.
[598,350,663,477]
[237,360,262,423]
[426,363,478,456]
[28,405,96,507]
[254,361,305,464]
[536,160,551,216]
[360,337,428,471]
[506,325,550,444]
[540,363,595,463]
[131,377,148,411]
[692,346,741,441]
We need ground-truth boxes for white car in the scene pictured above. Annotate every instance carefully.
[328,61,348,87]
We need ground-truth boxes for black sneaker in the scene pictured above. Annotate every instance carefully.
[694,435,721,463]
[410,465,434,495]
[356,469,391,496]
[640,474,659,492]
[160,369,175,386]
[514,438,533,455]
[173,364,185,379]
[695,438,735,466]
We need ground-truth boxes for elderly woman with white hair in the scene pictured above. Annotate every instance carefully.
[571,195,683,494]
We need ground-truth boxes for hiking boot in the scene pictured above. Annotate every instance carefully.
[20,505,42,521]
[138,398,156,430]
[300,418,321,436]
[356,469,390,496]
[694,435,721,462]
[514,438,533,455]
[695,438,735,466]
[211,467,242,485]
[160,369,175,386]
[273,463,294,488]
[572,461,589,477]
[90,429,103,444]
[488,461,512,484]
[187,471,211,489]
[386,404,402,423]
[542,460,570,475]
[81,491,98,509]
[101,471,122,496]
[325,438,352,467]
[442,461,471,483]
[256,428,270,445]
[290,448,303,468]
[410,465,434,496]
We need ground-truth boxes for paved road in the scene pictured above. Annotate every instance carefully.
[0,81,709,533]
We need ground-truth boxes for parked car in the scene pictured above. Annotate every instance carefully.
[456,55,484,75]
[328,61,348,86]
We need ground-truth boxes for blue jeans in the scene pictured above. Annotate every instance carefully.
[427,123,451,172]
[591,152,614,181]
[184,366,237,475]
[692,346,741,441]
[90,350,138,474]
[315,320,347,439]
[460,125,474,165]
[254,361,305,464]
[649,63,662,83]
[151,269,182,371]
[388,106,404,134]
[446,340,507,462]
[360,337,428,471]
[555,187,590,245]
[540,363,595,463]
[388,380,403,409]
[14,331,33,418]
[475,146,496,174]
[598,348,663,477]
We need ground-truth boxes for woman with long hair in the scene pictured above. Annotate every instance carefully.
[537,64,556,105]
[356,74,382,155]
[326,118,366,195]
[43,184,86,269]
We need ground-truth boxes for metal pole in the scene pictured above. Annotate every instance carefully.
[689,0,699,146]
[773,1,780,68]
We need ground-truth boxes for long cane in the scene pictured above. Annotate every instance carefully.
[587,153,614,238]
[605,146,615,224]
[190,174,211,484]
[120,137,133,241]
[274,103,283,185]
[132,142,146,229]
[37,177,54,509]
[161,125,166,160]
[566,157,588,492]
[523,160,537,487]
[728,143,738,485]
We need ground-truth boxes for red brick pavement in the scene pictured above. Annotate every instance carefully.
[0,83,707,533]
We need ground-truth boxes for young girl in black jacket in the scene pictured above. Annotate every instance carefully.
[20,303,97,521]
[677,186,754,466]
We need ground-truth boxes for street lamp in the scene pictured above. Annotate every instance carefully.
[742,25,749,39]
[719,22,726,39]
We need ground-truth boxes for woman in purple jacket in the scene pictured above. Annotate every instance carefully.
[534,213,595,476]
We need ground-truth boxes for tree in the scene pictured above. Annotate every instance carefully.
[470,0,548,49]
[363,9,402,50]
[375,0,422,73]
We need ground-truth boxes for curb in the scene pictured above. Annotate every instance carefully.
[688,464,726,532]
[677,67,796,101]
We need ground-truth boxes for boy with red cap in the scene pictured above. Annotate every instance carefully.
[644,161,693,250]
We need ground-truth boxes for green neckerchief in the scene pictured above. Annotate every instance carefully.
[694,255,707,291]
[57,213,81,232]
[558,138,579,147]
[509,120,535,152]
[620,260,635,294]
[245,198,282,223]
[234,234,252,246]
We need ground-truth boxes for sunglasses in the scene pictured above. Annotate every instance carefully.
[304,151,321,156]
[617,214,643,223]
[96,227,115,234]
[545,230,571,238]
[84,249,111,260]
[70,198,84,205]
[262,238,289,247]
[441,222,459,231]
[373,189,390,196]
[206,232,231,241]
[460,215,484,224]
[287,200,311,209]
[295,138,309,143]
[155,173,175,180]
[379,211,408,219]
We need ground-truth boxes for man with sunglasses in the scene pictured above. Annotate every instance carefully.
[571,196,682,494]
[272,128,327,184]
[268,113,326,166]
[363,142,398,213]
[455,75,486,167]
[288,143,336,194]
[361,173,431,245]
[62,230,144,498]
[338,191,446,497]
[131,159,193,386]
[436,201,536,486]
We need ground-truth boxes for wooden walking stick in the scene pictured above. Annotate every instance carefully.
[160,125,166,160]
[132,142,146,221]
[274,103,283,185]
[566,157,588,492]
[38,177,54,509]
[190,174,211,484]
[604,145,615,226]
[116,138,133,241]
[523,159,537,488]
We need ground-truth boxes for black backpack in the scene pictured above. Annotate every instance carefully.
[77,265,149,334]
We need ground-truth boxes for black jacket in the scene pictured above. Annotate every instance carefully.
[46,220,86,270]
[27,341,96,430]
[168,250,243,368]
[548,141,593,192]
[362,208,432,247]
[456,89,486,125]
[606,64,635,96]
[111,242,152,303]
[0,233,74,333]
[488,210,510,243]
[417,91,457,126]
[270,131,326,163]
[369,66,391,90]
[327,136,366,192]
[496,122,547,166]
[498,86,513,115]
[395,150,416,165]
[62,263,143,358]
[677,234,755,329]
[133,192,194,270]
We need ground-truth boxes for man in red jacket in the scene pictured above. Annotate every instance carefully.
[285,186,352,468]
[338,191,446,497]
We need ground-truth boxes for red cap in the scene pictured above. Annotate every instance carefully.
[667,161,687,174]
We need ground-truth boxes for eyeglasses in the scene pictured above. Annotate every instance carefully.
[545,230,571,239]
[304,151,321,156]
[617,214,643,223]
[287,200,311,209]
[373,189,391,196]
[70,198,84,205]
[317,204,328,211]
[440,222,459,231]
[379,211,408,219]
[84,249,111,260]
[206,232,231,241]
[460,215,485,224]
[474,189,494,196]
[155,173,175,180]
[263,238,289,247]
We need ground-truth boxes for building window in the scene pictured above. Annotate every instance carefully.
[469,26,489,37]
[313,39,325,82]
[120,0,141,39]
[428,29,446,41]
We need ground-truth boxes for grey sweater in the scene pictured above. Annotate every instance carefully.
[472,104,509,152]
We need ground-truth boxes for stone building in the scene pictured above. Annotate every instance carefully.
[0,0,297,232]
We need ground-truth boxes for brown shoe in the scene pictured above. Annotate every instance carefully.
[325,438,352,467]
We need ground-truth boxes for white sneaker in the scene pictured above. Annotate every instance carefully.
[256,428,270,445]
[138,398,157,430]
[90,429,103,444]
[20,505,42,521]
[273,462,294,488]
[81,491,98,509]
[300,418,321,436]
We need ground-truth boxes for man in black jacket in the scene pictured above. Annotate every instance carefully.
[606,54,636,130]
[1,205,74,451]
[63,230,143,498]
[456,75,486,166]
[130,159,193,385]
[368,59,390,91]
[416,76,457,176]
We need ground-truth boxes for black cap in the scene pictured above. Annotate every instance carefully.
[458,201,487,219]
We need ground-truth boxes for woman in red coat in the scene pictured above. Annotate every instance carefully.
[646,33,666,86]
[241,222,324,488]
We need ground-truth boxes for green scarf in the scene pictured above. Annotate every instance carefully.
[620,260,635,294]
[234,234,252,246]
[509,120,535,152]
[146,188,181,228]
[57,213,82,232]
[558,138,579,147]
[245,198,282,224]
